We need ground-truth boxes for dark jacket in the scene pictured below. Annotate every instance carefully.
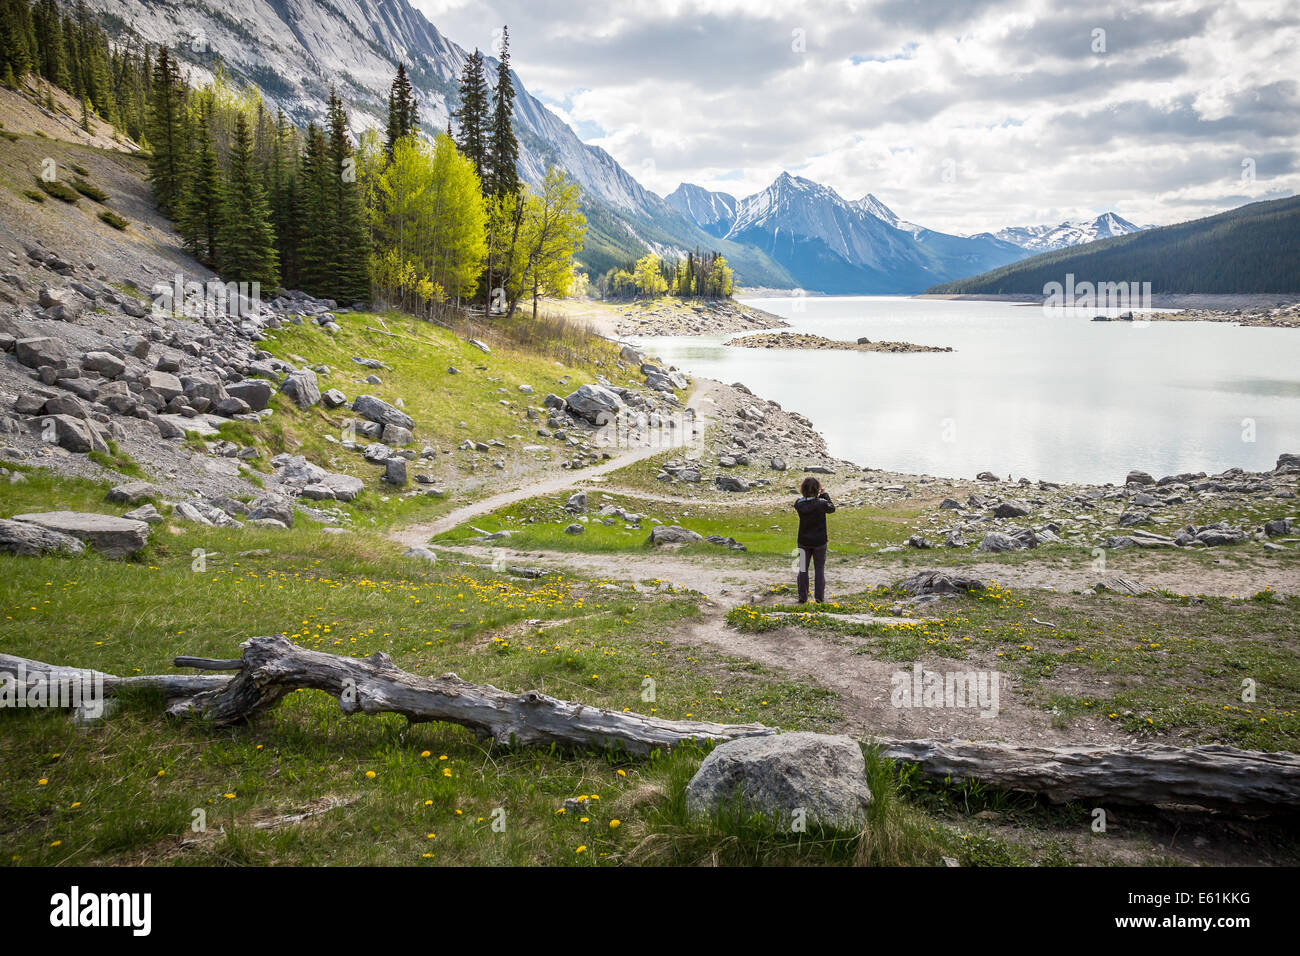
[794,493,835,548]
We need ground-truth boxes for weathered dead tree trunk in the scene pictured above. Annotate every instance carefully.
[7,645,1300,811]
[2,638,777,756]
[874,737,1300,813]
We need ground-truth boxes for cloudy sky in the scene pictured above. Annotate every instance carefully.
[412,0,1299,235]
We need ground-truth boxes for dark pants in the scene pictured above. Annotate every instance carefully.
[797,545,827,603]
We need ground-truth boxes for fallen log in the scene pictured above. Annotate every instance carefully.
[6,646,1299,811]
[874,737,1300,813]
[1,638,777,756]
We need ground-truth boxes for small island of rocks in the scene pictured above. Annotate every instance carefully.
[724,331,953,353]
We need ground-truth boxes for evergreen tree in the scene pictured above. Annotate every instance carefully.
[0,0,36,81]
[266,108,301,287]
[325,87,371,302]
[297,121,332,295]
[179,108,223,265]
[487,26,519,198]
[218,113,278,288]
[453,48,488,183]
[145,46,184,214]
[32,0,67,88]
[384,62,418,155]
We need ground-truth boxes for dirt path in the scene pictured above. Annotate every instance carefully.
[389,382,720,548]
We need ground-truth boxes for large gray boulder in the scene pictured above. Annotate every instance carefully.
[15,336,69,369]
[975,531,1022,553]
[993,500,1031,518]
[82,351,126,378]
[685,732,872,830]
[647,525,702,545]
[352,394,414,431]
[142,370,183,401]
[226,379,275,412]
[715,474,750,493]
[281,369,321,409]
[106,481,157,505]
[38,414,109,453]
[11,512,150,559]
[248,495,294,528]
[0,518,86,556]
[564,384,623,425]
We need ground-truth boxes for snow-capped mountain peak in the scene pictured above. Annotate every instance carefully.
[993,213,1144,252]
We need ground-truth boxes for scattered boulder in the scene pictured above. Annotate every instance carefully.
[248,496,294,528]
[563,523,584,535]
[226,379,274,412]
[647,525,703,546]
[383,458,408,485]
[353,394,414,431]
[975,531,1022,553]
[685,732,871,830]
[15,337,69,370]
[106,481,156,505]
[280,369,321,409]
[10,512,149,559]
[715,475,750,493]
[0,518,86,556]
[565,492,587,514]
[993,500,1031,518]
[900,570,985,596]
[565,384,623,425]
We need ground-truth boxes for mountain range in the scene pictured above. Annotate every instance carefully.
[86,0,1146,294]
[666,175,1144,294]
[925,194,1300,296]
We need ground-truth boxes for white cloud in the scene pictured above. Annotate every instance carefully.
[411,0,1300,233]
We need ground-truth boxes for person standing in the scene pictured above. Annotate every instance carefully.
[794,476,835,603]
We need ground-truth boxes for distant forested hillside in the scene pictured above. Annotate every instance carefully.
[926,195,1300,295]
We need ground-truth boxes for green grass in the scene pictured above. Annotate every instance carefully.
[86,440,147,479]
[0,464,1130,867]
[728,581,1300,751]
[431,487,928,559]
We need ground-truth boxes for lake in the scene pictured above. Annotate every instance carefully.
[629,295,1300,485]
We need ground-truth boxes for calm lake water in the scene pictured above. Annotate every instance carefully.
[630,295,1300,485]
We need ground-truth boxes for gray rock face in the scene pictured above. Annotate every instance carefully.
[0,518,86,556]
[322,388,348,409]
[564,384,623,425]
[647,525,703,545]
[226,379,275,411]
[685,732,872,830]
[1126,470,1155,486]
[993,500,1031,518]
[353,394,414,431]
[565,492,587,514]
[281,369,321,409]
[11,512,149,559]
